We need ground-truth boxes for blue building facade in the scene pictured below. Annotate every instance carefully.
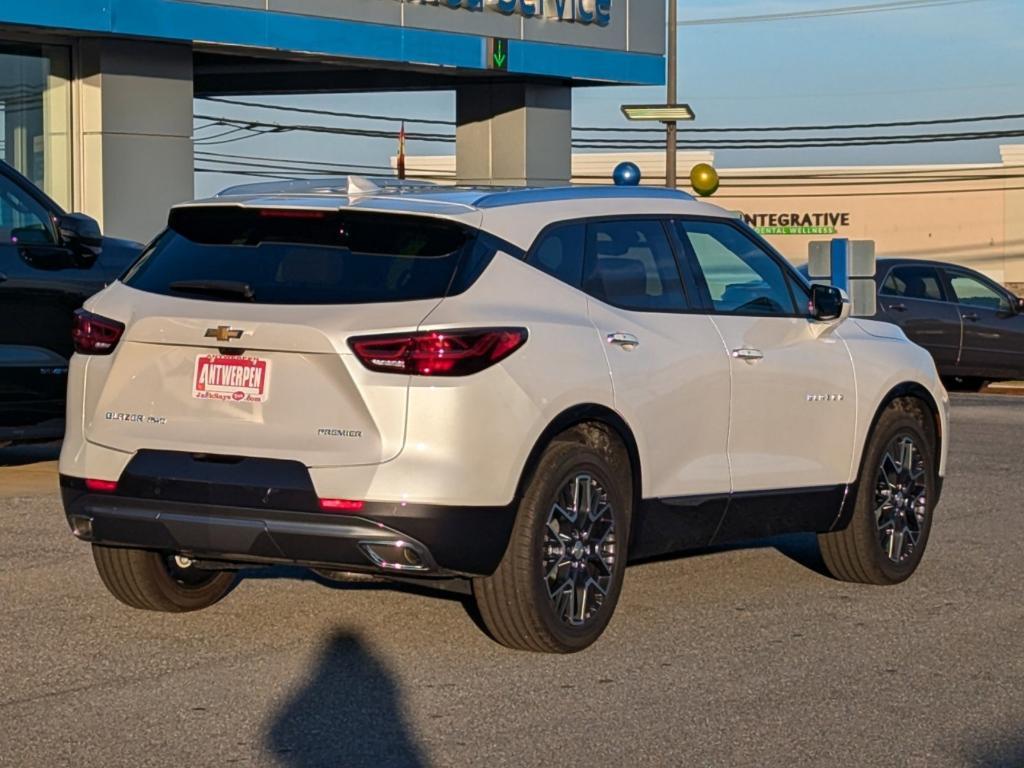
[0,1,666,240]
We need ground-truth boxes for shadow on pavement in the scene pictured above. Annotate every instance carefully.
[961,730,1024,767]
[631,532,832,580]
[265,631,427,768]
[0,441,61,467]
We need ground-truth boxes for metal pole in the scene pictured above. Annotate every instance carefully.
[666,0,677,189]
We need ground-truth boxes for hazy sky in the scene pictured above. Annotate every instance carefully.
[194,0,1024,196]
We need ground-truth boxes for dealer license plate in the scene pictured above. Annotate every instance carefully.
[192,355,271,403]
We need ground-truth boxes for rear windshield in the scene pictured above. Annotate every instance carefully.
[121,207,480,305]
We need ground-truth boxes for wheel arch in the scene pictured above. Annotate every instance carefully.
[514,404,642,509]
[861,381,944,486]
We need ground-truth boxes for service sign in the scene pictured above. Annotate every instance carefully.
[193,355,271,404]
[400,0,612,26]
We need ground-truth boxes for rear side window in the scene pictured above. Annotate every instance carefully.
[528,223,585,289]
[583,219,687,312]
[881,265,945,301]
[122,208,481,305]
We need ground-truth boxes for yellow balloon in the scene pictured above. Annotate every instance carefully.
[689,163,720,197]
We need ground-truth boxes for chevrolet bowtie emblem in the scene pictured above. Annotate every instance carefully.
[205,325,244,342]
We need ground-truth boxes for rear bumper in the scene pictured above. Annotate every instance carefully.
[61,471,516,577]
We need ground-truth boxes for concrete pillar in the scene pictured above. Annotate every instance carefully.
[1001,145,1024,293]
[77,39,194,243]
[456,83,571,187]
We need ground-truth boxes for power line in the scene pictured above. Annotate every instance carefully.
[194,114,1024,151]
[198,97,1024,136]
[680,0,989,26]
[573,111,1024,135]
[199,97,456,127]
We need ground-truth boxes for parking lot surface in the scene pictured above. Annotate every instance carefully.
[1,393,1022,768]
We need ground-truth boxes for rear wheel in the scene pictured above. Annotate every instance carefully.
[92,546,236,612]
[819,398,938,584]
[474,439,631,653]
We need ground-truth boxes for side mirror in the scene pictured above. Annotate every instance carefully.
[1016,297,1024,314]
[57,213,103,262]
[810,283,850,323]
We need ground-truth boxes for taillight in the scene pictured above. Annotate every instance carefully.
[72,309,125,355]
[349,328,528,377]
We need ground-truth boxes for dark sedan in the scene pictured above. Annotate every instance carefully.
[874,258,1024,389]
[0,161,142,446]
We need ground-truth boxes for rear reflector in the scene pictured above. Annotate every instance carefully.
[349,328,528,377]
[85,478,118,493]
[72,309,125,355]
[319,498,364,513]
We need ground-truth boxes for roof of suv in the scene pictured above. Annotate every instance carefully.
[176,177,738,250]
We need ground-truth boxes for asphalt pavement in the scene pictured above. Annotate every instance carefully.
[1,394,1022,767]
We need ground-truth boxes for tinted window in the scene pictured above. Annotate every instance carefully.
[528,223,585,288]
[122,208,480,305]
[583,219,687,312]
[948,272,1010,312]
[0,172,55,245]
[678,220,796,316]
[881,266,945,301]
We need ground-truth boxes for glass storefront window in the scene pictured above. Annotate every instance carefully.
[0,43,72,211]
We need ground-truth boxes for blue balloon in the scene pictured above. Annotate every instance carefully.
[612,162,642,187]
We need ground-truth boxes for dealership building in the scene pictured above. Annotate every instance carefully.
[0,0,664,243]
[409,146,1024,293]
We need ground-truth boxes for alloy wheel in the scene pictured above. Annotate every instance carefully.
[874,435,928,563]
[542,473,617,627]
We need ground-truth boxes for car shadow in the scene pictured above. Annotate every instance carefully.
[961,729,1024,767]
[0,441,61,467]
[630,532,833,580]
[264,631,428,768]
[238,567,491,638]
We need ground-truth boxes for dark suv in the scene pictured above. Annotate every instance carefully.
[874,258,1024,389]
[0,161,142,446]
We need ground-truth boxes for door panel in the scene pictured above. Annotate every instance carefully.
[589,300,732,498]
[582,218,731,500]
[877,264,961,373]
[945,270,1024,378]
[675,218,857,493]
[713,315,856,490]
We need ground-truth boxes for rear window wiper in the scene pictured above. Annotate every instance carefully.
[168,280,255,302]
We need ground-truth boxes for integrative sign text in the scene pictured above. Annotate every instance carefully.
[745,212,851,236]
[401,0,612,26]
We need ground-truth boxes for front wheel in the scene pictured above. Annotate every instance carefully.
[92,546,236,612]
[819,398,939,584]
[473,440,632,653]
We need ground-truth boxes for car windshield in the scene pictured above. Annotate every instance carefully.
[121,207,474,305]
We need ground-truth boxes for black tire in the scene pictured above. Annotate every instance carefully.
[92,546,236,612]
[941,375,987,393]
[819,398,939,585]
[473,438,632,653]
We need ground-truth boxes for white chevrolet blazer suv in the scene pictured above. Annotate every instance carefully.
[60,180,949,653]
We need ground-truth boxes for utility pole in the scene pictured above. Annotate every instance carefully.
[666,0,678,190]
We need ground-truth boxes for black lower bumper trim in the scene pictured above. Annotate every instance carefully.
[61,477,516,577]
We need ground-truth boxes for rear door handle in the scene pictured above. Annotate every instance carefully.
[607,332,640,350]
[887,303,907,313]
[0,272,7,283]
[732,348,764,362]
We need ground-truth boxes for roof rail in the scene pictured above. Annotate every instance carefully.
[215,176,439,198]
